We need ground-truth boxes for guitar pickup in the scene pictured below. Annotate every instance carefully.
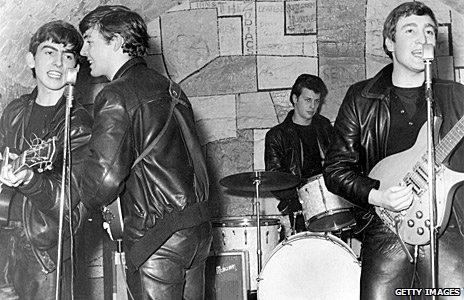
[413,163,428,183]
[403,174,425,196]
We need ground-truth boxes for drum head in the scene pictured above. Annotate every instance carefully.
[307,209,355,232]
[258,233,360,300]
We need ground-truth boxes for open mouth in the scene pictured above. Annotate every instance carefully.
[411,49,423,59]
[47,71,63,79]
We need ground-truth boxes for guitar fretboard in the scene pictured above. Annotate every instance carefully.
[435,114,464,164]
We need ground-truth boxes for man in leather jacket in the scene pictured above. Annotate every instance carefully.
[0,21,92,299]
[265,74,334,233]
[78,6,211,299]
[323,2,464,298]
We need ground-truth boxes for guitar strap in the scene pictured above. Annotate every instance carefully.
[131,80,183,168]
[0,148,13,225]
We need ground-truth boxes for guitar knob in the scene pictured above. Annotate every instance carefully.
[415,211,423,219]
[425,220,431,228]
[417,227,425,235]
[407,219,414,227]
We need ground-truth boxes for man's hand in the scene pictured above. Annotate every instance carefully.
[368,184,413,212]
[0,162,34,187]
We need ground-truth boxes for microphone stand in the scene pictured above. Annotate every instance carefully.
[423,43,438,294]
[55,67,78,300]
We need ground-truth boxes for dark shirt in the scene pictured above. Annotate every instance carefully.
[387,86,427,156]
[9,102,56,222]
[25,102,57,140]
[294,122,323,179]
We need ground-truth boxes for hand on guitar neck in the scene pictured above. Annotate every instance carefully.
[368,184,413,212]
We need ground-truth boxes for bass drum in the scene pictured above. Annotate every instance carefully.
[257,232,360,300]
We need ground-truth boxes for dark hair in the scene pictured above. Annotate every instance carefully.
[28,20,83,78]
[79,5,149,57]
[383,1,437,59]
[289,74,328,105]
[29,20,83,57]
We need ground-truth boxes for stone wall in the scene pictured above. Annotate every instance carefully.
[2,0,464,220]
[1,0,464,297]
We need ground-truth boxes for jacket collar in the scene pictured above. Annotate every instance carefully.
[283,109,324,128]
[361,63,443,118]
[113,57,146,80]
[283,109,295,124]
[361,63,394,100]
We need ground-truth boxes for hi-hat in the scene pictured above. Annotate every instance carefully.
[220,171,299,192]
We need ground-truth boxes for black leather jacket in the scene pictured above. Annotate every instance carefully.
[0,88,92,272]
[265,110,334,212]
[79,58,210,268]
[323,64,464,231]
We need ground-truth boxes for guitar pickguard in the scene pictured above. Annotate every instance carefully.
[369,120,464,245]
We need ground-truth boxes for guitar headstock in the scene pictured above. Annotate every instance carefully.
[22,137,57,172]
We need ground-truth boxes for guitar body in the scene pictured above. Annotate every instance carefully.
[0,138,57,224]
[370,123,464,245]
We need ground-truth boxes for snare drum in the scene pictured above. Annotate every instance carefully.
[298,174,355,232]
[258,232,361,300]
[211,217,280,291]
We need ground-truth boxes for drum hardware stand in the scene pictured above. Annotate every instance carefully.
[252,171,263,273]
[218,170,299,288]
[292,211,303,235]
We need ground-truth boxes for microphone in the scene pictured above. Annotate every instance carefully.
[65,67,78,107]
[422,43,434,61]
[65,67,78,88]
[422,43,434,90]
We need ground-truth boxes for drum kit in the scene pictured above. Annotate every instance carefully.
[214,170,361,299]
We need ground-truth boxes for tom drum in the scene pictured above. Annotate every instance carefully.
[298,174,355,232]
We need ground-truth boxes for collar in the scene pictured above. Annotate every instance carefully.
[112,57,146,80]
[283,110,295,124]
[361,63,443,118]
[283,109,321,126]
[361,63,394,100]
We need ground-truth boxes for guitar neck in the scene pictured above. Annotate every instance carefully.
[435,114,464,164]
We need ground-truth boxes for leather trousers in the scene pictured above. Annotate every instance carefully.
[360,217,464,300]
[0,225,72,300]
[136,221,212,300]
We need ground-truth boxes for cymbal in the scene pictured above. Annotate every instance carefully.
[219,171,299,192]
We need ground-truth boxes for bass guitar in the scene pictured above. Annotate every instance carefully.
[369,116,464,246]
[0,137,57,224]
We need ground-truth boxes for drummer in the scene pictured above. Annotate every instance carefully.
[264,74,335,233]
